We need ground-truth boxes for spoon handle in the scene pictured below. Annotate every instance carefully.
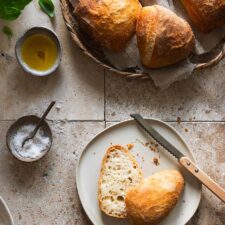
[31,101,56,139]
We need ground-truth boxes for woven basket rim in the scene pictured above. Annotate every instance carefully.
[60,0,225,79]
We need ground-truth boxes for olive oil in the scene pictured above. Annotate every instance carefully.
[21,34,57,71]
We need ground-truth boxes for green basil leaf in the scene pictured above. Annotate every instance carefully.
[39,0,55,18]
[0,0,32,20]
[2,26,13,38]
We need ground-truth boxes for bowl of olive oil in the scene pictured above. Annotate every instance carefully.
[15,27,62,76]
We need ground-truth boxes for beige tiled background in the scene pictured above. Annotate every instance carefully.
[0,1,224,225]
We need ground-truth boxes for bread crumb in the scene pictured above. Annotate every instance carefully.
[145,142,149,146]
[56,105,61,111]
[177,117,181,124]
[127,144,134,150]
[184,128,188,132]
[149,146,156,152]
[153,157,160,166]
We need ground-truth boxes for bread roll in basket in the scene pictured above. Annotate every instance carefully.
[74,0,142,51]
[180,0,225,32]
[136,5,195,68]
[60,0,225,79]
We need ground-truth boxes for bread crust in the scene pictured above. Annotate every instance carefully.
[125,170,185,225]
[136,7,158,66]
[136,5,195,68]
[180,0,225,32]
[98,145,143,218]
[74,0,141,51]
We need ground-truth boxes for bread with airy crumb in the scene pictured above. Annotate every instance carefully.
[98,145,143,218]
[125,170,184,225]
[136,5,195,68]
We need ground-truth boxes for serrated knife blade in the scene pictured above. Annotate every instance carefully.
[130,114,184,160]
[130,113,225,203]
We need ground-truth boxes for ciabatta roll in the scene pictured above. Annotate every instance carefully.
[136,6,195,68]
[74,0,142,51]
[180,0,225,32]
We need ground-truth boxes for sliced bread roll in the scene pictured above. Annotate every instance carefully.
[98,145,143,218]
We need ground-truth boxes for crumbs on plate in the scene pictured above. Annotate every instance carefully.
[153,157,160,166]
[127,143,134,150]
[149,145,157,152]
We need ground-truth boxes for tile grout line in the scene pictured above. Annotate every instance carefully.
[2,119,225,123]
[105,120,225,123]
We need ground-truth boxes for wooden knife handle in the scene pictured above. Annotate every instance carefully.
[179,156,225,203]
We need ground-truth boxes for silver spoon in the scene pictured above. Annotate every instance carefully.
[22,101,55,147]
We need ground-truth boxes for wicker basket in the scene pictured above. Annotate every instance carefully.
[60,0,225,79]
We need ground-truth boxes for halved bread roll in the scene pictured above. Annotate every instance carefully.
[136,6,195,68]
[74,0,142,51]
[125,170,184,225]
[180,0,225,32]
[98,145,143,218]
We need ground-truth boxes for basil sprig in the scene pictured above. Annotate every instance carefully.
[0,0,32,20]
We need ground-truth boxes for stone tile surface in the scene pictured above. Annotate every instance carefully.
[172,122,225,225]
[0,0,224,225]
[0,1,104,120]
[0,121,105,225]
[105,58,225,122]
[106,122,225,225]
[0,120,223,225]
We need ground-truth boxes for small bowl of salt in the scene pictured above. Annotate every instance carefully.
[6,115,52,162]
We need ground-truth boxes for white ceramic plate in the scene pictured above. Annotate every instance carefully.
[0,197,14,225]
[76,119,202,225]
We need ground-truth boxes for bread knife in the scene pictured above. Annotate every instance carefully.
[130,114,225,203]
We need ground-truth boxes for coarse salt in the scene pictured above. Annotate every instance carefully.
[10,124,50,159]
